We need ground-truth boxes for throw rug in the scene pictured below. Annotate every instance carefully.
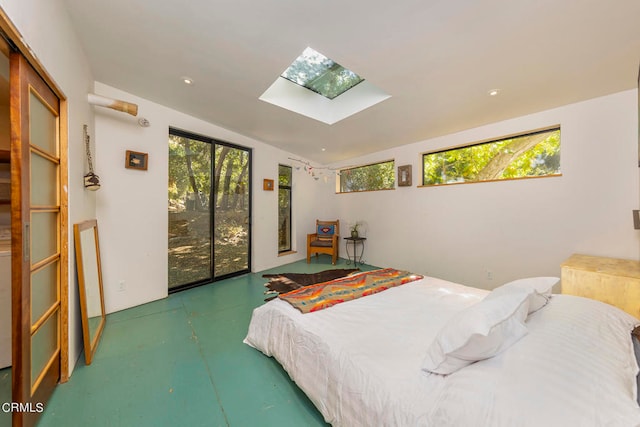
[279,268,423,313]
[262,268,360,301]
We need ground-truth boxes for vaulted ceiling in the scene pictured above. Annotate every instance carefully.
[63,0,640,163]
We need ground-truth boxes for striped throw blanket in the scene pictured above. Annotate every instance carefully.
[279,268,423,313]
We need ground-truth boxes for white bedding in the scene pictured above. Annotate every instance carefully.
[244,276,640,426]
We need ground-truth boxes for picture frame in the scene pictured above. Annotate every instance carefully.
[398,165,412,187]
[263,178,274,191]
[125,150,148,170]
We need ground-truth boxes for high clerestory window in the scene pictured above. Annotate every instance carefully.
[339,160,395,193]
[422,127,561,186]
[280,47,364,100]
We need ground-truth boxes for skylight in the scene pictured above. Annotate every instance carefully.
[280,47,363,100]
[260,47,390,124]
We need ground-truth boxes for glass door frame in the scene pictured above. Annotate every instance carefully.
[168,127,252,293]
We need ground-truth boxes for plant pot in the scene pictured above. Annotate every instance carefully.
[351,231,359,238]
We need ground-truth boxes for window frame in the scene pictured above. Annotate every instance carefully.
[420,127,561,187]
[278,164,293,253]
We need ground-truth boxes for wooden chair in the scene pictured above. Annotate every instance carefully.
[307,219,339,265]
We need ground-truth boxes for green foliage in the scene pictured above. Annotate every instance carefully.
[168,135,211,208]
[423,129,560,185]
[281,47,363,99]
[340,161,395,192]
[278,165,292,215]
[168,134,249,211]
[214,145,249,210]
[278,164,292,187]
[278,165,292,251]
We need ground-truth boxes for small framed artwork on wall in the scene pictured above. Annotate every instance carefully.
[125,150,148,170]
[263,179,274,191]
[398,165,412,186]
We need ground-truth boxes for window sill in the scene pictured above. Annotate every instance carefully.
[418,173,562,188]
[278,250,297,257]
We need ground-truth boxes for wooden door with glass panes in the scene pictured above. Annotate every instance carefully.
[11,50,62,427]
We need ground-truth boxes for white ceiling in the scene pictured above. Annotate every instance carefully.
[62,0,640,164]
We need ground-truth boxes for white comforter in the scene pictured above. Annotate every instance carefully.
[244,276,640,426]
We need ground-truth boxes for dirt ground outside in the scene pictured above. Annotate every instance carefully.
[168,209,249,288]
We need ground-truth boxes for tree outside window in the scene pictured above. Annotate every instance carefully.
[422,128,560,186]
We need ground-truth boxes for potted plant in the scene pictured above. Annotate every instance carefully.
[350,221,362,238]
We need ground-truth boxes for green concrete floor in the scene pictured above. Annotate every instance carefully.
[29,256,376,427]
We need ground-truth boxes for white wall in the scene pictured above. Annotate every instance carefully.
[93,82,321,313]
[329,90,640,290]
[0,0,96,372]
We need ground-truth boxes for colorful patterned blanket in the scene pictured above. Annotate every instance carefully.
[279,268,423,313]
[262,269,360,301]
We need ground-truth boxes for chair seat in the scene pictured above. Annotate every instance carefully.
[310,239,333,248]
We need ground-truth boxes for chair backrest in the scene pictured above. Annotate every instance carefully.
[316,219,339,241]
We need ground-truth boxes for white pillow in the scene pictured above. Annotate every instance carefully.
[487,277,559,314]
[422,291,530,375]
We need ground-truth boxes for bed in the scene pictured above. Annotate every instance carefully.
[244,269,640,426]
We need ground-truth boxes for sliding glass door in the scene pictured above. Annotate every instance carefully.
[168,128,251,291]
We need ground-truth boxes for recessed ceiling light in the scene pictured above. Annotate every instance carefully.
[182,77,194,85]
[488,89,499,96]
[321,148,326,152]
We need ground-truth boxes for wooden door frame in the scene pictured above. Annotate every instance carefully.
[0,7,69,383]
